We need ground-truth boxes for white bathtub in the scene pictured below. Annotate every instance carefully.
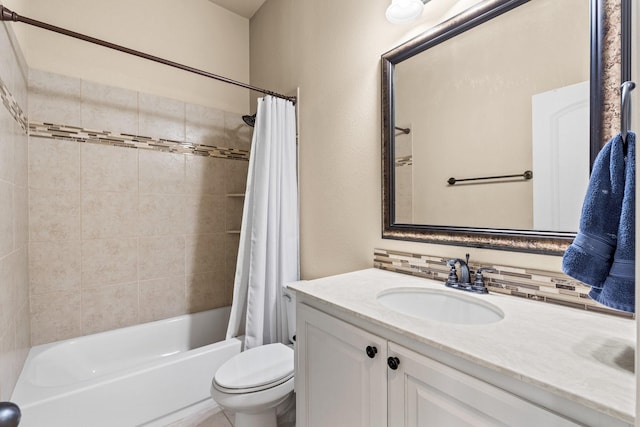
[12,307,241,427]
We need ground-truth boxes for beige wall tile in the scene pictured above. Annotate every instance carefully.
[0,253,18,333]
[13,126,28,188]
[29,240,81,295]
[82,283,139,335]
[225,160,249,195]
[13,185,27,248]
[28,69,82,125]
[28,138,80,191]
[185,233,226,276]
[226,196,244,232]
[82,238,138,288]
[81,80,138,135]
[138,93,185,142]
[139,275,187,323]
[81,143,138,192]
[29,190,81,242]
[184,194,225,235]
[186,271,227,313]
[12,246,28,314]
[139,194,185,237]
[21,72,248,345]
[0,182,13,257]
[82,191,138,239]
[30,290,82,345]
[138,236,185,280]
[0,35,29,399]
[185,156,226,196]
[0,327,16,401]
[139,150,185,194]
[0,22,15,94]
[14,303,30,373]
[0,110,14,184]
[0,307,30,400]
[185,103,225,147]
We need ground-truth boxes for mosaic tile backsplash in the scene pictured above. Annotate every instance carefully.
[374,248,633,319]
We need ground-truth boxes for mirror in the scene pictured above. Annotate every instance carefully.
[382,0,627,254]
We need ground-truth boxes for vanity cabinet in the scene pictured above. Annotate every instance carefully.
[296,303,388,427]
[297,304,581,427]
[387,342,579,427]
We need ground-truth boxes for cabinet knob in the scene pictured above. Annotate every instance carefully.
[365,345,378,358]
[387,356,400,370]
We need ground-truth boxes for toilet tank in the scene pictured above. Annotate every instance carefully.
[283,281,302,344]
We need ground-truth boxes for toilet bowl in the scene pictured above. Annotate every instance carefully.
[211,284,298,427]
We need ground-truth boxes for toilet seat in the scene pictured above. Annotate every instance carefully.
[213,343,294,394]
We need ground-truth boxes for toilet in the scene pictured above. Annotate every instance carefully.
[211,285,297,427]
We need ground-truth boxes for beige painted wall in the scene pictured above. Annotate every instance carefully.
[2,0,251,114]
[250,0,566,279]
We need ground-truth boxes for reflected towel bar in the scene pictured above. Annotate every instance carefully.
[447,170,533,185]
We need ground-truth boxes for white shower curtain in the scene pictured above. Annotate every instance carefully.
[225,95,299,350]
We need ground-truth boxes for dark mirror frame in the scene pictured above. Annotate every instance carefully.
[382,0,630,255]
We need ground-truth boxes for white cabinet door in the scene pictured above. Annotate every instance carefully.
[387,342,581,427]
[296,304,388,427]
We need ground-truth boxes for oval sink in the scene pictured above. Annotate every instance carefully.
[376,288,504,325]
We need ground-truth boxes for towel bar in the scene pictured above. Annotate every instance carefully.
[447,170,533,186]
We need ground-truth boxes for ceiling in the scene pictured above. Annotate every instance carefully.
[207,0,267,19]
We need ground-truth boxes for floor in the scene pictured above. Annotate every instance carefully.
[165,405,235,427]
[166,395,295,427]
[193,410,235,427]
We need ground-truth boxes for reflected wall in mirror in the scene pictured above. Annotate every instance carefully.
[382,0,625,254]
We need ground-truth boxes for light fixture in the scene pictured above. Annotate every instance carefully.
[385,0,429,24]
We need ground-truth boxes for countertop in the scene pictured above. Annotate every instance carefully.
[289,268,636,424]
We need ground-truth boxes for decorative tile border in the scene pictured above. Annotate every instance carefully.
[29,122,250,161]
[1,73,250,161]
[0,77,28,133]
[374,248,634,319]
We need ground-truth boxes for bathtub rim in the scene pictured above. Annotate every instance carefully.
[13,307,236,408]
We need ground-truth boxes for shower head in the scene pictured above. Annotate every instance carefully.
[242,113,256,127]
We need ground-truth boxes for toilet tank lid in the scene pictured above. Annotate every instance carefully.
[214,343,294,390]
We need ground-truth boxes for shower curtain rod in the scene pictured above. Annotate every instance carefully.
[0,6,296,104]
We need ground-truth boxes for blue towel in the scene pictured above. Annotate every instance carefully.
[562,134,626,287]
[589,133,635,313]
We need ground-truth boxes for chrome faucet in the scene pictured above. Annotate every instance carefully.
[446,253,471,286]
[446,254,495,294]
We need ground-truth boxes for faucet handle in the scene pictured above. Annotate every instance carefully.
[473,267,497,288]
[446,261,458,286]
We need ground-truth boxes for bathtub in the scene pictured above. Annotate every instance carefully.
[12,307,241,427]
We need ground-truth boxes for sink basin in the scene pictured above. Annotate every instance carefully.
[376,288,504,325]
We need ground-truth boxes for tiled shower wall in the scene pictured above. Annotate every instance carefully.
[27,69,251,345]
[0,21,30,400]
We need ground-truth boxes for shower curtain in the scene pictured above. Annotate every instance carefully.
[225,95,299,350]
